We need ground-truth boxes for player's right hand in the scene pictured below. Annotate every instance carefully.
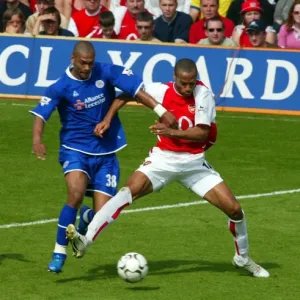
[32,143,46,160]
[94,120,110,138]
[160,111,178,129]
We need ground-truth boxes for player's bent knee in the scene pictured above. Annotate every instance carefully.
[227,202,243,220]
[67,187,85,206]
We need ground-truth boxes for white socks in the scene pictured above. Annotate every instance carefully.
[228,212,249,258]
[85,187,133,245]
[54,243,67,255]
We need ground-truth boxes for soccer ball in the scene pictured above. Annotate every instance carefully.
[117,252,149,283]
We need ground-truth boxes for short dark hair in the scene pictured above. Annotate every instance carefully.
[3,8,25,32]
[99,11,115,27]
[174,59,197,75]
[42,6,61,25]
[135,11,154,24]
[205,16,224,29]
[73,41,95,55]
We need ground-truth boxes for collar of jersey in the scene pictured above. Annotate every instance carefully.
[66,66,92,81]
[173,82,185,97]
[162,12,178,25]
[85,6,102,17]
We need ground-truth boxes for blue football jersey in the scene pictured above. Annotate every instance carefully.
[30,62,143,155]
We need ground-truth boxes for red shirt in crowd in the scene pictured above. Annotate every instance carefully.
[91,28,119,39]
[72,6,108,37]
[189,16,235,44]
[118,9,140,40]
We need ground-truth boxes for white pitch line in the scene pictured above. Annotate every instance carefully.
[1,188,299,229]
[12,103,35,107]
[218,115,300,123]
[5,102,300,122]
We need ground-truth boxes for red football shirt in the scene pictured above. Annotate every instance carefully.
[72,6,108,37]
[91,28,119,39]
[239,28,253,47]
[118,9,140,40]
[145,81,217,154]
[30,0,37,12]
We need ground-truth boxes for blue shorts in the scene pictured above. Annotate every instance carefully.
[59,148,120,197]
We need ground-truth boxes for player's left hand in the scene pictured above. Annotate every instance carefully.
[149,121,173,137]
[94,120,110,138]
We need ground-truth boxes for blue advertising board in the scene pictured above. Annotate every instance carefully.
[0,35,299,114]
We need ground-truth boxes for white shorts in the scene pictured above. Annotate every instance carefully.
[137,147,223,198]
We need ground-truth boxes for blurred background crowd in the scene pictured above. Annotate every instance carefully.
[0,0,300,49]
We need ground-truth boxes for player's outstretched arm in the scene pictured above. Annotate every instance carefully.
[150,122,210,142]
[94,94,131,137]
[32,116,47,160]
[135,89,178,129]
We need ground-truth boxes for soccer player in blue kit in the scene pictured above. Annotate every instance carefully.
[30,41,176,273]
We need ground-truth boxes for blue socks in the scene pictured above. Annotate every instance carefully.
[56,204,77,247]
[83,207,95,223]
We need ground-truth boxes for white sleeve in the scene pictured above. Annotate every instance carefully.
[143,83,168,104]
[144,0,162,18]
[194,86,216,126]
[266,25,276,33]
[113,6,127,35]
[67,18,79,37]
[109,0,120,14]
[183,0,191,14]
[177,0,191,14]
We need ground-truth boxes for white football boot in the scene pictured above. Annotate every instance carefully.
[66,224,88,258]
[233,255,270,278]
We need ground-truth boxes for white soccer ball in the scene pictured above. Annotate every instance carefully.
[117,252,149,283]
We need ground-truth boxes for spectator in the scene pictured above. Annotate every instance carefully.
[114,0,147,40]
[28,0,85,14]
[25,0,68,34]
[0,0,32,32]
[231,0,276,46]
[2,7,25,33]
[136,11,161,41]
[91,10,119,38]
[54,0,85,20]
[278,0,300,49]
[108,0,189,17]
[190,0,233,21]
[274,0,293,28]
[226,0,276,27]
[199,16,237,45]
[189,0,234,44]
[144,0,191,19]
[246,19,277,47]
[32,6,74,36]
[68,0,108,37]
[153,0,193,43]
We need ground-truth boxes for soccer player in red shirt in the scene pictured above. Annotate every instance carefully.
[66,58,270,279]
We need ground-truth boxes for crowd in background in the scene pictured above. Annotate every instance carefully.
[0,0,300,49]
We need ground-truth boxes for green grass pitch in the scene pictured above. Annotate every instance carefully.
[0,100,300,300]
